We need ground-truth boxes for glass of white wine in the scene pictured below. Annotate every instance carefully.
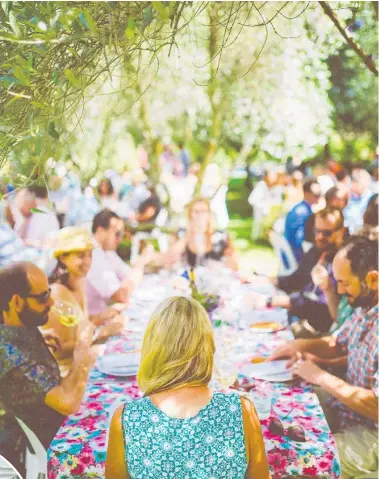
[214,356,238,390]
[52,300,81,327]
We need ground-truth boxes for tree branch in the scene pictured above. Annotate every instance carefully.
[319,1,378,76]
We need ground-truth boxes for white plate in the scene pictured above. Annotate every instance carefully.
[241,360,293,382]
[98,352,140,377]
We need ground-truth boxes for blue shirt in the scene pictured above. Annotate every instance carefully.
[343,191,374,233]
[0,224,40,267]
[284,200,312,262]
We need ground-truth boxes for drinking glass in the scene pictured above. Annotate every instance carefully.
[51,300,82,327]
[214,356,238,390]
[304,264,329,301]
[249,390,273,420]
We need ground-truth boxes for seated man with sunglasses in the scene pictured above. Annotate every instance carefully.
[0,262,99,453]
[246,207,346,335]
[86,209,155,315]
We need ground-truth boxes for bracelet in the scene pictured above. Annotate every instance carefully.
[266,296,273,308]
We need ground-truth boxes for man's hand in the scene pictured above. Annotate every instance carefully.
[268,341,297,361]
[140,244,156,265]
[286,351,325,369]
[244,292,267,309]
[291,358,326,385]
[88,344,101,369]
[96,314,125,341]
[95,307,119,326]
[112,303,129,313]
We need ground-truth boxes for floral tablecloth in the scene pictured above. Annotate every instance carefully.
[48,275,341,479]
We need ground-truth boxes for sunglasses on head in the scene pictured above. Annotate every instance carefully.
[26,287,52,304]
[269,417,306,442]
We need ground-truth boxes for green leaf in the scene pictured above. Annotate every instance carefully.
[13,67,30,86]
[125,17,136,39]
[82,10,97,32]
[64,68,81,88]
[152,2,169,21]
[34,136,41,155]
[48,121,60,140]
[142,5,154,29]
[31,208,47,214]
[27,56,34,71]
[1,1,11,16]
[9,11,21,37]
[52,71,58,85]
[68,47,80,59]
[31,101,46,108]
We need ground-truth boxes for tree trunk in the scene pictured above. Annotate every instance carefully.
[195,3,222,196]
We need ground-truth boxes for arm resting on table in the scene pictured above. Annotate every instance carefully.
[106,405,130,479]
[111,262,145,304]
[317,372,379,422]
[270,336,344,361]
[292,336,344,358]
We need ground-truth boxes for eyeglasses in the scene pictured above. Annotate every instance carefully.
[313,227,340,237]
[26,288,52,304]
[269,417,306,442]
[115,231,123,238]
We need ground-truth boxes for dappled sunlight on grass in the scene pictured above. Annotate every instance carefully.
[227,179,278,277]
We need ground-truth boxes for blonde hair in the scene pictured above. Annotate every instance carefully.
[187,198,213,235]
[137,296,215,396]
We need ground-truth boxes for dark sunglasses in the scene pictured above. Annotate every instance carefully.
[26,287,52,304]
[269,417,306,442]
[115,231,124,238]
[313,227,339,238]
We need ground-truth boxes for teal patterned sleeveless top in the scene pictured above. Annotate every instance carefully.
[122,391,248,478]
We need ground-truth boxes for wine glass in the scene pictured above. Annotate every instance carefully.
[304,264,329,302]
[214,356,238,390]
[51,300,82,327]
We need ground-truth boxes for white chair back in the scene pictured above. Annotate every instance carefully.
[210,185,229,229]
[15,418,46,479]
[268,231,298,276]
[0,455,22,478]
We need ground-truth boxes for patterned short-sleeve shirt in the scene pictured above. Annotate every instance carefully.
[331,304,378,429]
[122,392,248,478]
[0,324,64,448]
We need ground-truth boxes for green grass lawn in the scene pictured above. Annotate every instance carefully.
[226,178,278,276]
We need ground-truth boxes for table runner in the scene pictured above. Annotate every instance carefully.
[48,274,341,478]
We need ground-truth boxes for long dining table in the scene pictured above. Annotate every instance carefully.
[48,270,341,479]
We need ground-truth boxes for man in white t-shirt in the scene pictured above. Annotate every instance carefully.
[86,209,154,315]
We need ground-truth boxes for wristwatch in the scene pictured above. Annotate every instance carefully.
[265,296,273,308]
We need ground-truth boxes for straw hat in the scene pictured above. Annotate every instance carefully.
[53,226,94,258]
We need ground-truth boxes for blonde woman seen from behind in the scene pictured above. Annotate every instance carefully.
[106,296,270,479]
